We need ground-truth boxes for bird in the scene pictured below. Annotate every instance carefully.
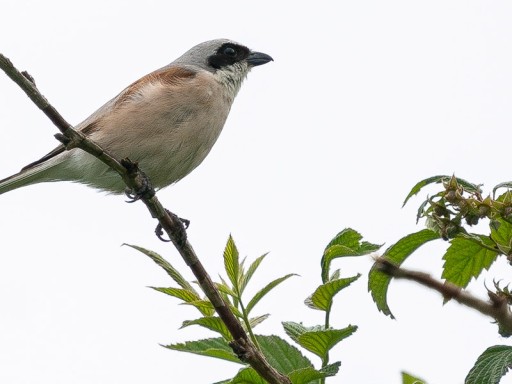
[0,39,272,195]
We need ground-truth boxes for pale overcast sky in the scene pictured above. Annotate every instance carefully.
[1,1,512,383]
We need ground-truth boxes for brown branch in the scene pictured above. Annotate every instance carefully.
[375,257,512,335]
[0,53,290,384]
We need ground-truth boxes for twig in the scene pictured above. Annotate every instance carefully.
[375,257,512,335]
[0,53,290,384]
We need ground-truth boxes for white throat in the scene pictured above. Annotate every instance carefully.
[213,62,251,102]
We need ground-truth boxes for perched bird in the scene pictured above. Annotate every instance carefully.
[0,39,272,194]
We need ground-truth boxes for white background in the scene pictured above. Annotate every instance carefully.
[1,1,512,383]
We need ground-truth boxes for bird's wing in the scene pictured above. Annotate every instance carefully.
[20,146,66,171]
[19,66,197,173]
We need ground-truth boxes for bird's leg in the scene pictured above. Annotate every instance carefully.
[118,158,189,243]
[121,158,155,202]
[155,209,190,243]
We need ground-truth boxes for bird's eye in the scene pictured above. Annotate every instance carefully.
[223,47,237,56]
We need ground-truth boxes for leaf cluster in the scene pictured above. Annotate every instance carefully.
[128,232,376,383]
[367,175,512,383]
[130,229,370,384]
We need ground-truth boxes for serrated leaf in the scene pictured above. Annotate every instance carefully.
[402,371,426,384]
[368,229,440,318]
[151,287,200,302]
[224,235,240,291]
[256,335,312,374]
[181,299,216,316]
[456,178,482,193]
[124,244,197,294]
[231,335,317,383]
[181,316,232,340]
[218,276,238,308]
[326,228,366,249]
[230,362,340,384]
[245,274,297,314]
[442,236,498,288]
[288,362,340,384]
[151,287,213,316]
[402,175,451,207]
[283,322,357,361]
[249,314,270,328]
[319,362,341,376]
[230,368,267,384]
[305,275,361,311]
[283,322,324,340]
[465,345,512,384]
[216,281,237,298]
[239,253,268,294]
[321,228,382,283]
[287,367,328,384]
[491,218,512,255]
[164,337,241,364]
[403,175,481,207]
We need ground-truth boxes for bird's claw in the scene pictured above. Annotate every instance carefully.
[155,209,190,244]
[121,158,155,202]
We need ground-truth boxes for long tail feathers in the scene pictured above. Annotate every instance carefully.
[0,159,62,195]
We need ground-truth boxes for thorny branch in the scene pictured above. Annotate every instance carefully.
[0,53,291,384]
[375,257,512,335]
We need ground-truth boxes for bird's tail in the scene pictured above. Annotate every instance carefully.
[0,158,63,195]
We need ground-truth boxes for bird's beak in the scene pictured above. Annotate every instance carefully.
[247,51,274,67]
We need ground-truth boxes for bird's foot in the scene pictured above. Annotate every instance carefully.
[121,158,155,202]
[155,209,190,244]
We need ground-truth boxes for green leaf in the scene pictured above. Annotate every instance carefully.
[402,175,481,207]
[465,345,512,384]
[124,244,198,294]
[402,175,452,207]
[239,253,268,294]
[249,314,270,329]
[368,229,440,318]
[151,287,200,302]
[491,218,512,255]
[181,300,216,316]
[151,287,213,316]
[230,368,267,384]
[181,317,232,341]
[224,235,240,291]
[256,335,313,374]
[442,236,498,288]
[402,175,447,207]
[218,275,240,308]
[288,362,341,384]
[402,371,426,384]
[321,228,382,283]
[319,362,341,377]
[216,281,238,298]
[283,322,357,361]
[245,274,297,315]
[230,363,341,384]
[230,335,325,383]
[288,367,329,384]
[305,275,361,311]
[164,337,242,364]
